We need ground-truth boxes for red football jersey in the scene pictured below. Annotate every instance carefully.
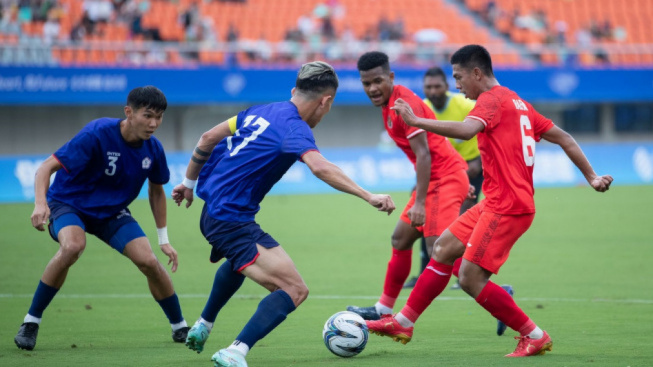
[467,86,554,215]
[382,85,466,180]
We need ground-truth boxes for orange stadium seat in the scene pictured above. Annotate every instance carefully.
[486,0,653,65]
[35,0,589,66]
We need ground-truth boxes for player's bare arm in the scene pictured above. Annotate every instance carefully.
[149,181,178,272]
[172,120,232,207]
[407,133,430,227]
[302,150,395,214]
[31,155,62,231]
[541,125,613,192]
[391,98,484,140]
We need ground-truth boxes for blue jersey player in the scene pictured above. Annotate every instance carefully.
[172,61,395,367]
[14,86,189,351]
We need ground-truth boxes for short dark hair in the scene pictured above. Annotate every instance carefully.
[424,66,447,81]
[127,86,167,112]
[357,51,390,73]
[450,45,494,77]
[295,61,339,96]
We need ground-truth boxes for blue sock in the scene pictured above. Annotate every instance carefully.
[28,281,59,318]
[156,293,184,324]
[235,290,296,348]
[201,260,245,323]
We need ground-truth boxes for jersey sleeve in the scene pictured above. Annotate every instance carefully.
[531,109,555,141]
[282,120,319,159]
[52,130,98,174]
[148,143,170,185]
[467,92,502,130]
[227,115,238,134]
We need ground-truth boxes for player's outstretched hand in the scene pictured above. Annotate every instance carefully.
[159,243,179,272]
[31,202,50,231]
[172,184,194,208]
[368,194,395,215]
[466,184,477,200]
[590,175,613,192]
[390,98,418,126]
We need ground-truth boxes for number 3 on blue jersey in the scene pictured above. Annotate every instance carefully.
[105,155,118,176]
[227,115,270,156]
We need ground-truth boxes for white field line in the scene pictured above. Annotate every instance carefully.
[1,293,652,304]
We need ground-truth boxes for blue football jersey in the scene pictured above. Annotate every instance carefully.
[197,101,318,222]
[48,118,170,219]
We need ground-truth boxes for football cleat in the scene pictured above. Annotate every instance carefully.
[505,331,552,357]
[172,326,190,343]
[346,305,383,321]
[15,322,39,350]
[186,322,211,353]
[497,284,514,336]
[212,348,248,367]
[366,315,413,344]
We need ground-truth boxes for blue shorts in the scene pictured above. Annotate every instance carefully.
[47,200,146,254]
[200,204,279,272]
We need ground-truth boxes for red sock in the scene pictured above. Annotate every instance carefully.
[452,257,462,278]
[400,259,453,323]
[380,248,412,308]
[475,281,534,335]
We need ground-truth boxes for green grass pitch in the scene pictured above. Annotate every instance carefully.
[1,185,652,366]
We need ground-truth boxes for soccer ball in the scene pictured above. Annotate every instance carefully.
[322,311,369,358]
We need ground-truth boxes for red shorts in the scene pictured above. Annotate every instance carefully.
[449,200,535,274]
[400,169,469,237]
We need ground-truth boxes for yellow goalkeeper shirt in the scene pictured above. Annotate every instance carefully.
[423,92,480,161]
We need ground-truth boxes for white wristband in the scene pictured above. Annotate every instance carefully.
[182,178,197,189]
[157,226,169,246]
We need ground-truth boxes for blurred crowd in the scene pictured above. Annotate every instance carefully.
[0,0,640,66]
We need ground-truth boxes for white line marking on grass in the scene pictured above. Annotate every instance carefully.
[1,294,653,304]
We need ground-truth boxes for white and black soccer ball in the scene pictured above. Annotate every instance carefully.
[322,311,369,358]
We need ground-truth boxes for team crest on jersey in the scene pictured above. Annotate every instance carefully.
[142,157,152,169]
[387,115,393,128]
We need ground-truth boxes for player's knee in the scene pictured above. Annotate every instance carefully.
[458,273,485,297]
[433,239,463,263]
[284,282,309,307]
[458,274,473,293]
[432,244,449,262]
[135,255,161,275]
[390,233,410,250]
[60,239,86,262]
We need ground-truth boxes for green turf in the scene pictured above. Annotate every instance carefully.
[1,185,652,366]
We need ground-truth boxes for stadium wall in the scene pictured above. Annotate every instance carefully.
[0,104,384,154]
[2,142,652,203]
[2,66,653,105]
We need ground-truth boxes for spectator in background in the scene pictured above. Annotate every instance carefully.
[31,0,55,22]
[243,34,272,62]
[70,11,95,41]
[378,14,392,41]
[42,11,60,44]
[321,15,335,40]
[180,1,199,33]
[278,27,302,62]
[390,16,405,41]
[83,0,113,24]
[225,22,239,66]
[481,0,497,25]
[17,0,32,23]
[554,20,567,44]
[0,4,21,35]
[297,12,314,41]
